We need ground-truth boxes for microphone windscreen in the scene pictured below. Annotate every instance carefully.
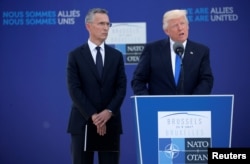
[173,42,184,56]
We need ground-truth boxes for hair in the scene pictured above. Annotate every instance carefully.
[162,9,188,30]
[85,8,108,24]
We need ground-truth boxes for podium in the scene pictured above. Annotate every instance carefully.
[131,95,234,164]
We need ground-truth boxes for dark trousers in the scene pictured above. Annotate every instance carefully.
[70,134,120,164]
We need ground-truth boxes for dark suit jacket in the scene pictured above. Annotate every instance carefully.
[131,38,213,95]
[67,43,127,135]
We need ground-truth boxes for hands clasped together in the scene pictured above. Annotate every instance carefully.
[91,109,112,136]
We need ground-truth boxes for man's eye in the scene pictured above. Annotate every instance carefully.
[98,22,111,27]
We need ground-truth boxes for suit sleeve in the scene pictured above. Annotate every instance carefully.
[66,51,96,120]
[192,47,214,94]
[106,51,127,114]
[131,45,150,95]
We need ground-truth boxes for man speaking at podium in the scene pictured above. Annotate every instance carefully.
[131,9,214,95]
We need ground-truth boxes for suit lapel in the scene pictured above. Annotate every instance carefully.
[160,39,175,84]
[183,40,194,68]
[80,44,102,81]
[101,45,113,81]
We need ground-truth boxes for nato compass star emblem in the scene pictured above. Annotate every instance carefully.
[164,143,180,159]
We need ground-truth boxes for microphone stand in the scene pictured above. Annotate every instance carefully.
[173,42,185,94]
[179,54,184,95]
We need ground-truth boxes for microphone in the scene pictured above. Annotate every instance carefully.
[173,42,184,57]
[173,42,185,94]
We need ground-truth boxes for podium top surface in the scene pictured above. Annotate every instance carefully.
[130,94,234,99]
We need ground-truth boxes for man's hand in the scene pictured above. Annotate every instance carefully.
[97,124,106,136]
[92,109,112,127]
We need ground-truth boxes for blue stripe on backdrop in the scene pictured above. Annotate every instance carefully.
[1,0,249,164]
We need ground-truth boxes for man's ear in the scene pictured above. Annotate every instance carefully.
[164,28,170,35]
[85,23,90,31]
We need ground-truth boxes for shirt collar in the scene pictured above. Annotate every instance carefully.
[88,40,105,51]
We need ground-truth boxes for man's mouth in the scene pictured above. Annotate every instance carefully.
[179,32,184,36]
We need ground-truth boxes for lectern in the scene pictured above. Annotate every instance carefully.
[131,95,234,164]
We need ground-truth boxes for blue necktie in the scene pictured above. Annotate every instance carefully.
[175,54,181,85]
[96,46,103,77]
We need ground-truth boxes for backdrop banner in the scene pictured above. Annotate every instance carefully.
[0,1,249,164]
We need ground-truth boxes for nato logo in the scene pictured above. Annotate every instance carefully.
[159,138,210,164]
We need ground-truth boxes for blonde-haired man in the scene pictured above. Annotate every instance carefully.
[132,9,213,95]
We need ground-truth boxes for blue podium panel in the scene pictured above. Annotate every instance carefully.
[131,95,234,164]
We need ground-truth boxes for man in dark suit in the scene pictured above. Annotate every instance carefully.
[131,9,213,95]
[66,8,127,164]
